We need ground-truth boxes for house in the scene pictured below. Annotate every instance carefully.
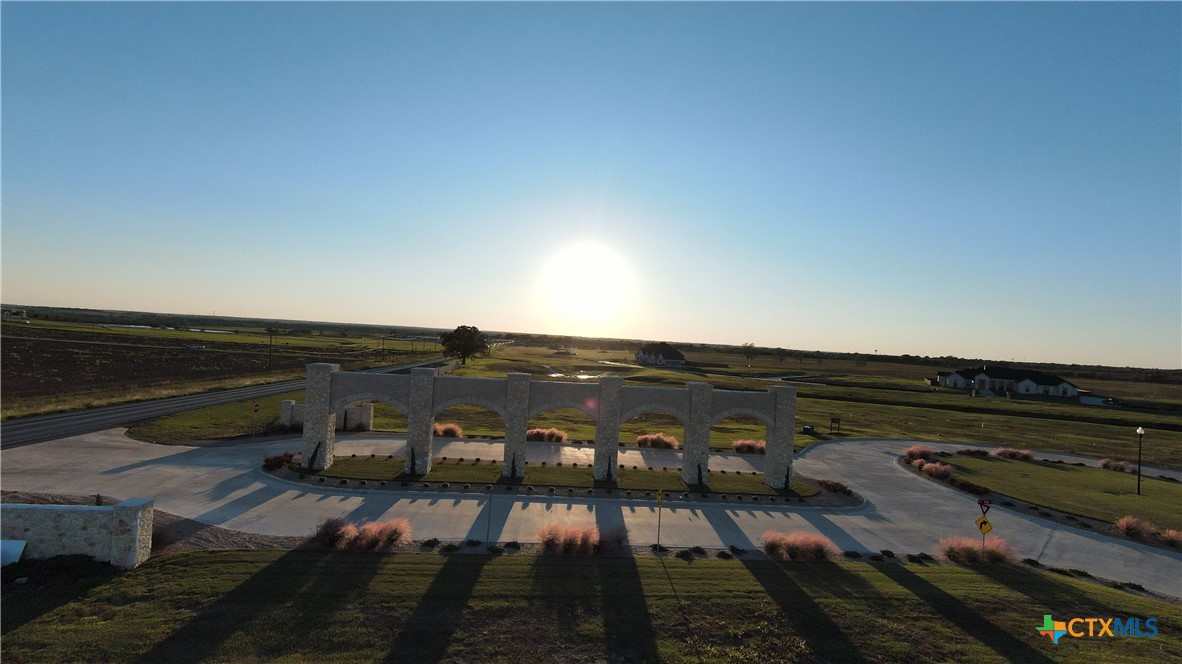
[635,342,686,368]
[934,365,1078,398]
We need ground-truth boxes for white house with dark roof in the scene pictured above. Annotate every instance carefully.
[635,342,686,368]
[935,366,1078,398]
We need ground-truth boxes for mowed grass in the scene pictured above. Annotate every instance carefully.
[944,456,1182,530]
[304,458,819,497]
[3,551,1180,663]
[127,391,303,443]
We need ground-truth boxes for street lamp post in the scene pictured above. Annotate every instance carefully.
[1136,427,1145,495]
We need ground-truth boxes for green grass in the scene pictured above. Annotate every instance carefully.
[3,550,1179,662]
[943,456,1182,530]
[127,390,304,443]
[302,458,819,496]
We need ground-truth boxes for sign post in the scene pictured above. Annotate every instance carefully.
[656,490,664,550]
[252,399,260,437]
[977,499,995,549]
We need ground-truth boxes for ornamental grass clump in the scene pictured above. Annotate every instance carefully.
[732,439,766,454]
[636,433,680,450]
[432,422,464,437]
[309,517,412,551]
[903,445,936,461]
[989,448,1033,461]
[816,479,852,495]
[939,536,1017,565]
[526,427,569,443]
[538,524,600,555]
[263,452,295,470]
[760,530,839,562]
[921,462,953,480]
[1100,458,1130,472]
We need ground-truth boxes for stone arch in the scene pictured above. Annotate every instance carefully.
[710,407,773,428]
[528,400,597,420]
[431,397,506,419]
[329,393,410,416]
[620,404,688,424]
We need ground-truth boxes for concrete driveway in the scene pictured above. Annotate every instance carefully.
[2,431,1179,598]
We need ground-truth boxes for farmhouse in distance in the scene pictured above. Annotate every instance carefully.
[635,342,686,368]
[933,365,1079,399]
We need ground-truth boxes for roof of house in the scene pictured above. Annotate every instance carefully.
[638,342,685,361]
[951,365,1074,388]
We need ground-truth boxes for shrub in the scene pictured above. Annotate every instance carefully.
[990,448,1033,461]
[732,439,766,454]
[352,519,413,550]
[880,550,895,558]
[817,479,852,495]
[538,524,600,555]
[675,549,694,561]
[1158,529,1182,548]
[938,536,1017,565]
[910,458,927,470]
[1100,458,1130,472]
[432,422,464,437]
[690,545,707,555]
[526,427,569,443]
[636,433,680,449]
[842,550,861,559]
[760,531,839,562]
[421,537,441,548]
[717,551,733,560]
[921,462,953,480]
[904,445,936,461]
[956,448,990,457]
[1115,515,1155,541]
[309,517,349,548]
[440,542,460,552]
[263,452,295,471]
[950,477,990,495]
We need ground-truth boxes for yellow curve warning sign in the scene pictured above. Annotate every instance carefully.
[976,515,993,535]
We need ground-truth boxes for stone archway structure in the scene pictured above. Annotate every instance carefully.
[301,363,798,488]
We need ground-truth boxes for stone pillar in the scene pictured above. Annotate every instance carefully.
[111,498,154,569]
[502,373,530,478]
[764,386,797,489]
[406,368,436,475]
[682,382,713,487]
[300,363,339,470]
[594,375,623,481]
[279,400,295,428]
[359,403,374,431]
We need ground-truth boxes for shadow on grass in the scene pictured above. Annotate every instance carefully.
[595,503,660,663]
[972,564,1119,615]
[136,548,386,663]
[383,553,492,663]
[874,564,1054,663]
[0,555,121,635]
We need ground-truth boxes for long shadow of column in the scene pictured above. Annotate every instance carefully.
[595,500,660,662]
[382,515,495,663]
[874,564,1054,663]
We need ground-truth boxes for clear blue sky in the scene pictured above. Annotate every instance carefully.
[2,2,1179,368]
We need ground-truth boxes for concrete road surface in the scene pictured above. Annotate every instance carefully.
[1,431,1178,598]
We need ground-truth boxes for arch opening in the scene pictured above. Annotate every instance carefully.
[709,413,770,489]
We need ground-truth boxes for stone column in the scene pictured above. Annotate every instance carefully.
[300,363,339,471]
[406,368,436,475]
[594,375,623,481]
[502,373,530,478]
[110,498,154,569]
[682,382,713,487]
[279,400,295,428]
[359,403,374,431]
[763,386,797,489]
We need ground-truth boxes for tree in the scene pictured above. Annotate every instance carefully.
[440,325,489,364]
[741,343,758,362]
[775,347,788,364]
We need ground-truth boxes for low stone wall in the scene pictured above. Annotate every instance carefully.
[280,401,373,431]
[0,498,154,569]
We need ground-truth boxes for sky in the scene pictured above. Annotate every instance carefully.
[2,2,1179,369]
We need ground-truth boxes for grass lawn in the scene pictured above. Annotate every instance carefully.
[3,550,1179,663]
[943,456,1182,530]
[298,458,820,497]
[128,390,304,443]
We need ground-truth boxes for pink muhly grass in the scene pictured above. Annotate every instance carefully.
[636,433,679,450]
[1116,516,1153,540]
[989,448,1033,461]
[1157,529,1182,548]
[352,518,413,550]
[1100,458,1130,472]
[334,524,361,550]
[526,427,569,443]
[922,462,953,480]
[539,524,600,555]
[939,536,1017,565]
[760,530,839,562]
[310,517,348,548]
[432,422,464,437]
[911,458,928,470]
[904,445,936,461]
[732,440,766,454]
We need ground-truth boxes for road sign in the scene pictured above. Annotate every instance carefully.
[976,515,993,535]
[657,490,663,507]
[978,499,994,516]
[253,400,259,413]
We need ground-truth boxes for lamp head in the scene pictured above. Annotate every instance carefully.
[1136,427,1146,436]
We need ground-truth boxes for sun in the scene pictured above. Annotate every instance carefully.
[536,241,635,332]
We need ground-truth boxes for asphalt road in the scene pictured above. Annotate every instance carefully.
[2,431,1178,597]
[0,358,443,449]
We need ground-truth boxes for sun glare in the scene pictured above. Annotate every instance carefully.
[536,241,635,333]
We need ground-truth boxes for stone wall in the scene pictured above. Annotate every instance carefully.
[0,498,154,569]
[280,401,373,431]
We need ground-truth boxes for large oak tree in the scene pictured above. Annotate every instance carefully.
[440,325,489,364]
